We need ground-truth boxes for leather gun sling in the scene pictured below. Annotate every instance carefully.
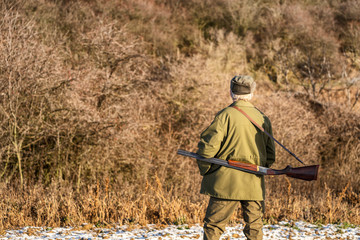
[232,105,305,165]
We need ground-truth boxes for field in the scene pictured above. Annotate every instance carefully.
[0,0,359,230]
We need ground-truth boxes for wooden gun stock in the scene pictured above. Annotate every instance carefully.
[228,160,319,181]
[177,149,319,181]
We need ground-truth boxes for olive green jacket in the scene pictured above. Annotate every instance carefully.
[196,100,275,200]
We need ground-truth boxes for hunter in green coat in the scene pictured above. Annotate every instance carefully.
[196,75,275,240]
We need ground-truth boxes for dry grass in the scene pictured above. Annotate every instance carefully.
[0,0,359,230]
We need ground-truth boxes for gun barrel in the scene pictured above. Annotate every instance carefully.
[177,149,319,181]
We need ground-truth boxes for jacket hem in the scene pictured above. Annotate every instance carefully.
[200,191,265,201]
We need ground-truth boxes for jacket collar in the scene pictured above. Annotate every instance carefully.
[231,100,254,108]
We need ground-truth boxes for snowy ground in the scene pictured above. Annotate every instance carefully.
[1,221,359,239]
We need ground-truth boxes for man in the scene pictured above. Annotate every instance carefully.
[196,75,276,240]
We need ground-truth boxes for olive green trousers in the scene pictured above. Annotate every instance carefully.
[203,197,264,240]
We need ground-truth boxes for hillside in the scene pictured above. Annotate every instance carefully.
[0,0,359,228]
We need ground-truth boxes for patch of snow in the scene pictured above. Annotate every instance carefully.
[0,221,359,239]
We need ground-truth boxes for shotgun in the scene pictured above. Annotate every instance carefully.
[177,149,319,181]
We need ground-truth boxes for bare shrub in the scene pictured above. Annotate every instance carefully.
[274,4,344,98]
[0,0,359,230]
[334,0,360,59]
[0,9,68,187]
[337,0,360,22]
[103,0,201,57]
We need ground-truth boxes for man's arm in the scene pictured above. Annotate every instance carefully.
[265,119,276,168]
[196,116,225,175]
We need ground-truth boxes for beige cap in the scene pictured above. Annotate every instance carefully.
[230,75,256,95]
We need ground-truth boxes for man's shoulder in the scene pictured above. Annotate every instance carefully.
[228,102,272,124]
[220,102,256,115]
[254,107,272,122]
[215,102,271,121]
[215,104,237,118]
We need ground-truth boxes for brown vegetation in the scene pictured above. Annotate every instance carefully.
[0,0,359,229]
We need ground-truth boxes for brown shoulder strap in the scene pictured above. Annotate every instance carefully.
[232,105,305,165]
[232,106,265,132]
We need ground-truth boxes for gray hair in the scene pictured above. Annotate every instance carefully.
[231,91,253,101]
